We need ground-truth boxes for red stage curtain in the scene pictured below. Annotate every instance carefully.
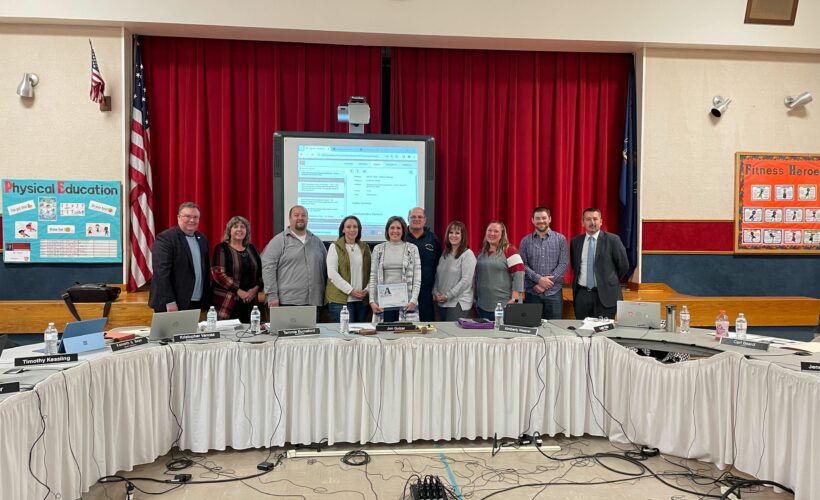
[142,37,382,247]
[391,48,630,253]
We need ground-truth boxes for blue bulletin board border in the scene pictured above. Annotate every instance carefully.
[2,179,122,263]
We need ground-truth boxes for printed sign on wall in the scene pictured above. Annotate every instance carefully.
[735,153,820,254]
[2,179,122,263]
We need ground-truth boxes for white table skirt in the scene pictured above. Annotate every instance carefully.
[1,335,818,500]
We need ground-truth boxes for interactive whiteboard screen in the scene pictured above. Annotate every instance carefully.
[273,132,435,242]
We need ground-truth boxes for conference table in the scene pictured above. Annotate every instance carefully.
[1,321,819,500]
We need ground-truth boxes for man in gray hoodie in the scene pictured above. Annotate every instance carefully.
[262,205,327,308]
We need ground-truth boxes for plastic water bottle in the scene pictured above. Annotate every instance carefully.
[399,307,407,322]
[44,322,59,355]
[735,313,747,340]
[494,303,504,329]
[207,306,217,332]
[679,305,690,334]
[372,311,382,326]
[340,305,350,334]
[250,305,261,334]
[714,310,729,341]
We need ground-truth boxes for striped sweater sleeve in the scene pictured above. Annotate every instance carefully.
[504,246,525,292]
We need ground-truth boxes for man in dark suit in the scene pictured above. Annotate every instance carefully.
[570,207,629,320]
[149,202,210,312]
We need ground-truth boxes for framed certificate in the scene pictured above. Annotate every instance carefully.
[377,283,408,309]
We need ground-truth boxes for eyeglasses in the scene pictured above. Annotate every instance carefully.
[179,215,200,221]
[409,216,426,220]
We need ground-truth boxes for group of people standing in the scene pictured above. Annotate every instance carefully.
[149,202,630,323]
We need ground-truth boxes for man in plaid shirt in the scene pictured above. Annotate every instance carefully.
[519,207,569,320]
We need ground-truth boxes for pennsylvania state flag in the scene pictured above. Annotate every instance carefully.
[618,60,638,279]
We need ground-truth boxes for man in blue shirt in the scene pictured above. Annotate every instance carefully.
[519,206,569,320]
[406,207,441,322]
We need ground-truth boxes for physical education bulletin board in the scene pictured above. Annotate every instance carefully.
[2,178,122,263]
[734,153,820,254]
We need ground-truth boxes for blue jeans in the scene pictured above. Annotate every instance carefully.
[524,291,563,320]
[477,307,495,321]
[328,301,368,323]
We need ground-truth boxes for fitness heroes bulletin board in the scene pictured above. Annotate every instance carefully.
[734,153,820,254]
[2,179,122,263]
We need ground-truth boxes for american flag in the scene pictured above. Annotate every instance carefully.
[128,37,156,291]
[89,40,106,103]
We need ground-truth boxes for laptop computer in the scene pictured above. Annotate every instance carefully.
[616,301,662,329]
[149,309,201,341]
[60,317,108,353]
[269,306,318,335]
[504,303,543,328]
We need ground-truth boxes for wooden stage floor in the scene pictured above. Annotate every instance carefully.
[0,284,817,334]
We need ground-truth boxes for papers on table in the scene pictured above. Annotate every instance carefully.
[198,319,242,331]
[580,317,615,331]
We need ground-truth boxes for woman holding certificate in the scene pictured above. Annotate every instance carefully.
[475,220,525,320]
[369,216,421,322]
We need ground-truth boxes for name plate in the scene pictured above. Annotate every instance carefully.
[719,337,770,351]
[174,332,221,342]
[278,327,320,337]
[593,323,615,333]
[499,325,538,335]
[0,382,21,394]
[14,353,78,367]
[801,362,820,372]
[376,323,415,332]
[111,336,149,352]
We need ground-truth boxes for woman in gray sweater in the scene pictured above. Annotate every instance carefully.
[433,221,476,321]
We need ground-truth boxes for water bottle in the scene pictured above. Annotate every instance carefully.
[714,310,729,341]
[399,307,407,322]
[250,305,261,334]
[735,313,747,340]
[372,311,382,326]
[207,306,217,332]
[44,322,59,355]
[679,305,690,334]
[340,305,350,334]
[494,303,504,329]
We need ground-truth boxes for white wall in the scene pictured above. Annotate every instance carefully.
[640,48,820,220]
[1,5,819,283]
[2,0,820,52]
[0,24,125,204]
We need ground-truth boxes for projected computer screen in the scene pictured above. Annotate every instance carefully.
[273,132,435,242]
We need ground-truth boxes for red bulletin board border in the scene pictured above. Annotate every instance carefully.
[734,152,820,254]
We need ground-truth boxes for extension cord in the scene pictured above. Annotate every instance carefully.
[285,444,559,459]
[720,485,741,499]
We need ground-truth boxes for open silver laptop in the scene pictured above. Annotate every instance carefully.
[269,306,317,335]
[149,309,201,341]
[616,301,662,329]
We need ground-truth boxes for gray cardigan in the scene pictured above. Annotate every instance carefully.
[369,242,421,306]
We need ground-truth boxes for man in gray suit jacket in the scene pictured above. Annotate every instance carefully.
[570,207,629,320]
